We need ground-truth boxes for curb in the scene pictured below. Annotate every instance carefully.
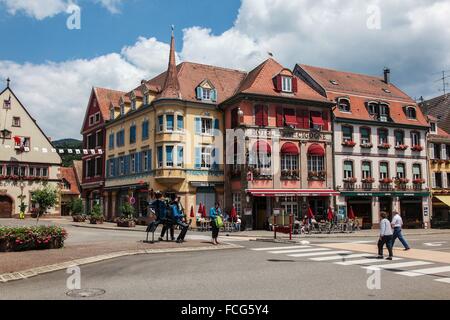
[0,243,243,284]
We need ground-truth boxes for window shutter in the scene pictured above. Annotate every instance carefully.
[214,119,220,136]
[148,150,152,171]
[262,106,269,126]
[276,107,284,127]
[255,105,263,126]
[195,147,201,169]
[211,89,217,102]
[124,155,130,175]
[106,159,110,177]
[276,75,282,91]
[431,173,436,188]
[292,77,298,93]
[196,87,203,100]
[429,143,435,159]
[443,172,448,188]
[195,117,201,134]
[137,152,141,173]
[442,144,447,160]
[212,148,219,170]
[322,111,329,131]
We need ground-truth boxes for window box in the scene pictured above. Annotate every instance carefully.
[395,145,408,151]
[342,140,356,148]
[362,177,375,184]
[395,178,410,184]
[412,178,425,185]
[379,178,393,184]
[343,177,357,183]
[308,171,326,181]
[281,170,300,180]
[360,143,373,149]
[411,145,423,152]
[378,143,391,150]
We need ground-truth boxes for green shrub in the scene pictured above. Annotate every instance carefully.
[0,226,68,252]
[69,198,83,216]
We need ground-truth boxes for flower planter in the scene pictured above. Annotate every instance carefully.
[117,220,136,228]
[360,143,373,149]
[411,145,423,152]
[89,218,104,225]
[0,239,10,252]
[378,144,391,150]
[72,215,86,222]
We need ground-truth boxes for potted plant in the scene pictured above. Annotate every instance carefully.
[395,144,408,151]
[70,198,85,222]
[89,204,104,224]
[342,140,356,147]
[360,142,373,149]
[117,203,136,227]
[378,143,391,150]
[343,177,357,183]
[413,178,425,185]
[379,178,393,184]
[411,145,423,152]
[362,177,375,183]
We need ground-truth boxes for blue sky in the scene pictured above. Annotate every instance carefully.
[0,0,241,64]
[1,0,449,140]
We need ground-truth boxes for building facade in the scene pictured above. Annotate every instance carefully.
[80,87,124,214]
[427,117,450,228]
[0,80,62,218]
[223,59,337,230]
[103,31,245,225]
[60,166,81,216]
[296,65,431,229]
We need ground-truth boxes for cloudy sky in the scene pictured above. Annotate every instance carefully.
[0,0,449,140]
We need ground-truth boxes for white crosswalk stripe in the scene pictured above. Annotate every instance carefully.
[252,245,311,251]
[362,261,433,270]
[435,278,450,284]
[335,257,402,266]
[311,253,370,261]
[397,266,450,277]
[288,251,352,258]
[269,248,329,254]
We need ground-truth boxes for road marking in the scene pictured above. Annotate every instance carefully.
[363,261,433,270]
[397,266,450,277]
[252,245,311,251]
[423,242,447,247]
[269,248,329,254]
[435,278,450,284]
[311,253,370,261]
[288,250,352,258]
[336,257,402,266]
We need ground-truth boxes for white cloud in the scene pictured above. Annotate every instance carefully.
[96,0,124,14]
[0,0,68,20]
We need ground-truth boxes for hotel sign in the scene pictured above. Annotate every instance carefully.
[245,128,329,142]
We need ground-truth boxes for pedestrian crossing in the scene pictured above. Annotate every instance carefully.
[251,244,450,285]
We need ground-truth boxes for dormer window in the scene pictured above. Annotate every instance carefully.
[281,76,292,92]
[379,104,389,122]
[143,95,148,105]
[406,106,417,119]
[196,80,218,102]
[430,122,437,134]
[131,99,136,111]
[330,80,339,86]
[368,102,390,122]
[338,98,351,112]
[110,108,115,121]
[202,88,211,100]
[120,104,125,116]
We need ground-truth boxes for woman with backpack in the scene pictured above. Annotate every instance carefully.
[210,202,223,245]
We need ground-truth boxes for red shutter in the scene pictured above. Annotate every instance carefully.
[276,75,282,91]
[263,106,269,126]
[322,111,329,131]
[255,105,263,126]
[276,106,284,127]
[292,77,298,93]
[303,110,310,129]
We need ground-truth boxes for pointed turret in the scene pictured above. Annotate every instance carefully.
[160,26,181,99]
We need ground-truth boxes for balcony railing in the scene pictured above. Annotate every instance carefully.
[339,183,425,192]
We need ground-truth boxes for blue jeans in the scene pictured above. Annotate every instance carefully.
[392,227,410,249]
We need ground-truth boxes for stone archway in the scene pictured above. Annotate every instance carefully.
[0,195,13,218]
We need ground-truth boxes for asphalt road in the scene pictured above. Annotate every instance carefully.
[2,234,450,300]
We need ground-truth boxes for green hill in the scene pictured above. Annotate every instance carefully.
[52,138,83,167]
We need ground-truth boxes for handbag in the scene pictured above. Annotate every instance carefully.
[215,216,224,228]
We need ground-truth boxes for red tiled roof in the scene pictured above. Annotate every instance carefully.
[94,87,126,119]
[237,58,330,103]
[299,64,429,127]
[60,167,81,195]
[147,62,247,104]
[421,94,450,134]
[72,160,83,186]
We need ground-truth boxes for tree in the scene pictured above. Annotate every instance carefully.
[31,186,59,224]
[69,198,83,216]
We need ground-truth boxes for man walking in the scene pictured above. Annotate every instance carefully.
[377,212,394,260]
[391,211,410,251]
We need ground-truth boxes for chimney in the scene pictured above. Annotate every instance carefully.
[383,68,391,84]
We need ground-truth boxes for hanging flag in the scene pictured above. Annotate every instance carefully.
[3,96,11,109]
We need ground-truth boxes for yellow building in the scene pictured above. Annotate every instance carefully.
[427,117,450,228]
[103,31,245,225]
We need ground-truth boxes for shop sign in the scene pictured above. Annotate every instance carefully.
[244,208,252,216]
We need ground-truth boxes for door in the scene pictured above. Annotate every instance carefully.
[196,187,216,216]
[0,196,13,218]
[253,197,268,230]
[379,197,392,218]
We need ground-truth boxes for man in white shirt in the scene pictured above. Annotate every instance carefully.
[377,212,394,260]
[391,211,410,251]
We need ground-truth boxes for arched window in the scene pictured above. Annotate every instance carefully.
[406,106,417,119]
[338,98,351,112]
[342,125,354,143]
[360,127,371,145]
[252,140,272,170]
[280,142,299,172]
[394,130,405,146]
[307,144,325,178]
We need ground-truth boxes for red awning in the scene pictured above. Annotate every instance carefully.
[284,109,296,125]
[246,189,339,197]
[280,142,299,155]
[308,144,325,156]
[253,140,271,154]
[311,113,324,126]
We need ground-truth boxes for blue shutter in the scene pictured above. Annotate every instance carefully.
[136,152,141,173]
[106,159,110,177]
[148,149,152,171]
[177,115,184,130]
[212,148,219,170]
[196,87,203,100]
[195,117,201,134]
[116,132,120,146]
[214,119,220,136]
[211,89,217,102]
[158,147,163,167]
[130,125,136,143]
[142,121,148,140]
[124,155,130,175]
[195,147,201,169]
